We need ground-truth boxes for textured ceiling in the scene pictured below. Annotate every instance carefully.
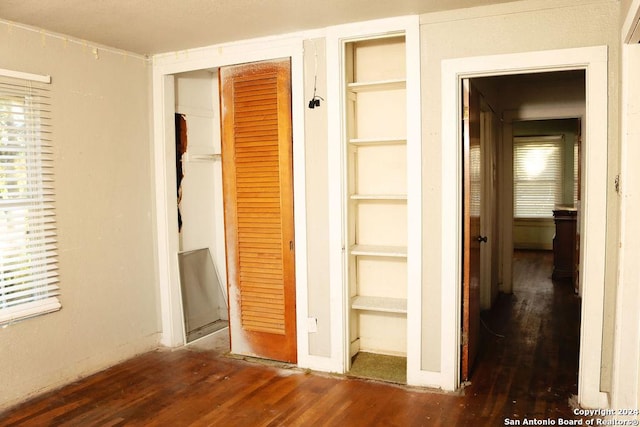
[0,0,514,55]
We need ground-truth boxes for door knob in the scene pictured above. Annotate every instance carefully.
[476,235,488,243]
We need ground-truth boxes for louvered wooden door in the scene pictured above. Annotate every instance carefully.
[220,59,297,363]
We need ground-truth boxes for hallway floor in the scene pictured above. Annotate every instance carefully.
[0,251,585,426]
[468,249,581,421]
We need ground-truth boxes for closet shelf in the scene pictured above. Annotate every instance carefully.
[351,295,407,314]
[347,79,406,93]
[350,244,407,258]
[349,137,406,146]
[350,194,407,201]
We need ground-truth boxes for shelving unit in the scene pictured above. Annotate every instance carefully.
[345,35,408,359]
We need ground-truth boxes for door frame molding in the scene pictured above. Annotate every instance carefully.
[612,0,640,407]
[151,35,312,365]
[441,46,609,408]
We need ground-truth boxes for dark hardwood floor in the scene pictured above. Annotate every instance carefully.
[469,249,582,422]
[0,250,585,426]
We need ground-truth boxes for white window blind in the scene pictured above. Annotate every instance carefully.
[513,135,564,218]
[0,69,60,326]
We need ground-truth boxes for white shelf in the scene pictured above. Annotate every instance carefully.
[351,295,407,314]
[350,244,407,258]
[350,194,407,201]
[349,137,406,146]
[347,79,406,93]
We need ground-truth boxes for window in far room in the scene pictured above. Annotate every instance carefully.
[513,135,564,219]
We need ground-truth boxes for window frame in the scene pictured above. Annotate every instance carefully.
[0,68,59,326]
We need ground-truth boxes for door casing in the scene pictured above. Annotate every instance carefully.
[151,36,311,366]
[442,46,609,408]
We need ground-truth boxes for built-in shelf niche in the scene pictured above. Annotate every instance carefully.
[345,34,408,358]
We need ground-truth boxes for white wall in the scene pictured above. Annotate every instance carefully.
[621,0,636,21]
[303,39,332,357]
[0,22,158,410]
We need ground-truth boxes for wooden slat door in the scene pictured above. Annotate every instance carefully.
[220,59,297,363]
[461,78,482,381]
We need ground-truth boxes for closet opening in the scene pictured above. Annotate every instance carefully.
[170,60,299,363]
[173,71,229,345]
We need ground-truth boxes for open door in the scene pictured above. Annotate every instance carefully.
[461,78,482,381]
[220,59,297,363]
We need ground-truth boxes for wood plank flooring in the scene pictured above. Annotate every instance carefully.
[0,250,585,426]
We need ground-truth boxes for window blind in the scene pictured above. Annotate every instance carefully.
[0,70,60,326]
[513,136,564,218]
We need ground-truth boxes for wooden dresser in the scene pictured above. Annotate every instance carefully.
[552,208,577,284]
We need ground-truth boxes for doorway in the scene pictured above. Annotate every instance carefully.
[462,72,584,382]
[442,46,608,407]
[460,77,585,407]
